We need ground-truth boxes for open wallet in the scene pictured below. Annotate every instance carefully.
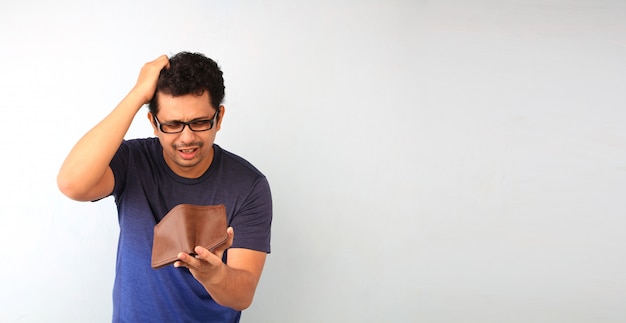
[151,204,228,269]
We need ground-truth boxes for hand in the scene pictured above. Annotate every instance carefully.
[131,54,170,105]
[174,227,235,285]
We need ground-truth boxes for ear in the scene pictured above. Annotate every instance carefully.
[147,112,158,136]
[215,106,225,131]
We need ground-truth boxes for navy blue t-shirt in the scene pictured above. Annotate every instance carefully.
[108,138,272,323]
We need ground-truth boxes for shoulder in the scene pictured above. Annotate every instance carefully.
[117,138,162,159]
[122,137,161,151]
[215,145,266,178]
[112,137,162,172]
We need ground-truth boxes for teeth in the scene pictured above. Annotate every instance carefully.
[180,149,195,153]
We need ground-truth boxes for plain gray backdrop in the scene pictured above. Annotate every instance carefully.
[1,0,625,322]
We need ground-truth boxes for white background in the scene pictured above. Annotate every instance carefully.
[1,0,625,322]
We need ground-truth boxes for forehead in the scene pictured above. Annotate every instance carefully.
[156,92,215,120]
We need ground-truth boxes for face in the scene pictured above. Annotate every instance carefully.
[148,91,224,178]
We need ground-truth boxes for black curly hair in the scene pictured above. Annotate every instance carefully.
[148,52,225,116]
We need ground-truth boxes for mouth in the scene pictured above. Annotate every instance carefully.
[174,142,204,160]
[177,147,199,160]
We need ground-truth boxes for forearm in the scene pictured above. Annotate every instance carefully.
[177,246,266,311]
[202,263,260,311]
[57,91,144,200]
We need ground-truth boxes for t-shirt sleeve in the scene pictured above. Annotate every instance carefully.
[229,176,273,253]
[109,140,130,198]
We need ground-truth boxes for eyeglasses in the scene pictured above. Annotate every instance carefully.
[153,109,220,134]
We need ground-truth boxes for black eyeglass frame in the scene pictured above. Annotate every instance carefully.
[152,108,220,134]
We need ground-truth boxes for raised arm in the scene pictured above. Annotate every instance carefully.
[57,55,169,201]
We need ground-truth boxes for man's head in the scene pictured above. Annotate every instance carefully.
[147,52,226,178]
[149,52,225,116]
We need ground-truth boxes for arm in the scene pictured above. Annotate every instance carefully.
[175,228,267,311]
[57,55,169,201]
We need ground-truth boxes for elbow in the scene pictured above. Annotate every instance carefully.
[213,293,255,311]
[57,173,90,201]
[229,297,254,312]
[57,174,79,200]
[57,167,112,202]
[237,296,255,311]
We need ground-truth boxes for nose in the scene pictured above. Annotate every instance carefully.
[177,124,196,143]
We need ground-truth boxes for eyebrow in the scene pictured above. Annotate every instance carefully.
[161,117,213,124]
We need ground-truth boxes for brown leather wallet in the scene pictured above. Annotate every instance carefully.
[151,204,228,269]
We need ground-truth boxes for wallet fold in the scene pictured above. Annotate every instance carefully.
[151,204,228,269]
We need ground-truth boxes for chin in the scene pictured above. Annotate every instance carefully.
[175,158,202,169]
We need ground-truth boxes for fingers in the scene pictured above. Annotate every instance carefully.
[174,227,235,269]
[213,227,235,255]
[141,55,169,77]
[196,246,224,266]
[174,227,234,269]
[174,248,221,272]
[150,54,170,69]
[174,253,192,269]
[132,54,170,104]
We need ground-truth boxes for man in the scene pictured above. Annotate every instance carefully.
[57,52,272,322]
